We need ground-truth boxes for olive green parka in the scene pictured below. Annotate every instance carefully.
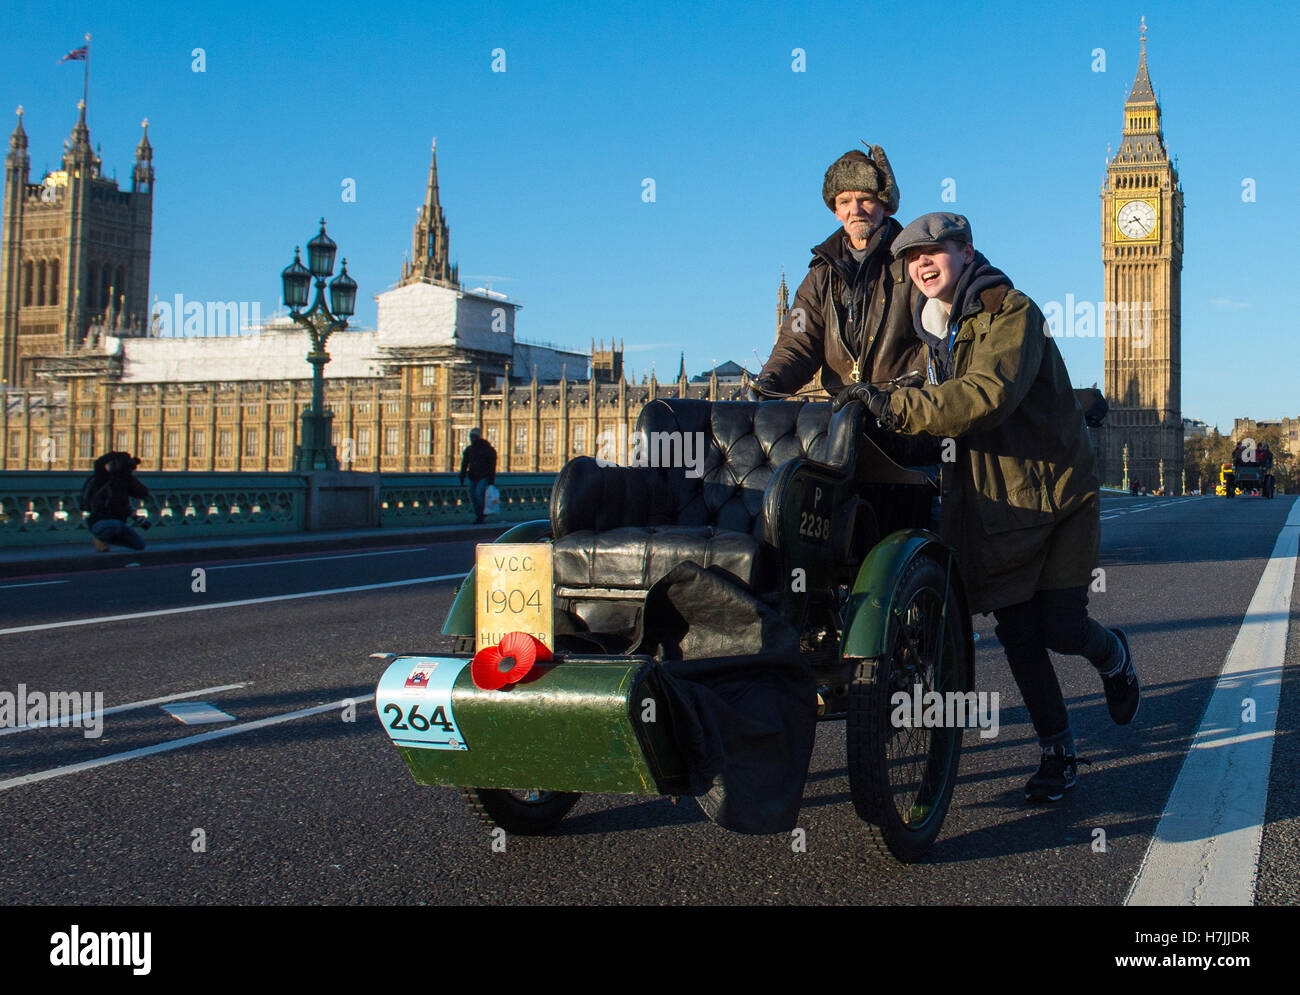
[886,281,1100,613]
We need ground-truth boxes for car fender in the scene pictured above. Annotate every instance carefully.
[841,528,972,689]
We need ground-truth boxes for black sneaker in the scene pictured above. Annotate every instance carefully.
[1101,628,1140,725]
[1025,746,1086,802]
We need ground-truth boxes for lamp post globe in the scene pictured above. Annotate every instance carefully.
[306,218,337,278]
[281,247,312,310]
[329,259,357,318]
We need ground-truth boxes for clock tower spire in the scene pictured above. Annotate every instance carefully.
[1100,18,1184,492]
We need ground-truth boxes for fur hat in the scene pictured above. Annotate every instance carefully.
[822,144,899,214]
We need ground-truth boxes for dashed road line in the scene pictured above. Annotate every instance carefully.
[0,694,375,792]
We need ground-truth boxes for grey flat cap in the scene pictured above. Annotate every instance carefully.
[891,212,973,257]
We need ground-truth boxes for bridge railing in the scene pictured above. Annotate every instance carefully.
[0,471,556,547]
[378,473,552,527]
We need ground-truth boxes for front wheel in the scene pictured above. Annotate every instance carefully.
[460,787,580,835]
[847,551,971,863]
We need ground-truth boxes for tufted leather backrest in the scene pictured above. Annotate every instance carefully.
[634,399,849,539]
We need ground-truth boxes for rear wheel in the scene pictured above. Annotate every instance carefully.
[847,551,971,863]
[460,787,580,835]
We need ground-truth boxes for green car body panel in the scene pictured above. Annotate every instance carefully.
[393,657,689,796]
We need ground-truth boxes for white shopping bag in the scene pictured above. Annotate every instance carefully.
[483,484,501,518]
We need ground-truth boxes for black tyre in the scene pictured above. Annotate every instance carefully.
[847,551,972,863]
[460,787,580,835]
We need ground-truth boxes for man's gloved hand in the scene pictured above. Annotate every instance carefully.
[832,382,897,429]
[747,376,779,402]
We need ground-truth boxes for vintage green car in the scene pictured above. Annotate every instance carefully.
[375,397,974,862]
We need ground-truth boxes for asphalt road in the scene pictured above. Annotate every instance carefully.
[0,493,1296,905]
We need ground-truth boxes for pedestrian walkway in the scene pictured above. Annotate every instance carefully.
[0,519,513,580]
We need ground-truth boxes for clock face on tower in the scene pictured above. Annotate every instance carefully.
[1116,199,1159,240]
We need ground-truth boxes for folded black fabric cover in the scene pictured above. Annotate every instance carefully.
[634,561,816,835]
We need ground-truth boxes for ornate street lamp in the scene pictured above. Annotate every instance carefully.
[281,219,356,471]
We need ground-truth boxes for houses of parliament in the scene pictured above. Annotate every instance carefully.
[2,33,1180,487]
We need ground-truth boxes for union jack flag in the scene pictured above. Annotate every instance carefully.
[58,45,88,64]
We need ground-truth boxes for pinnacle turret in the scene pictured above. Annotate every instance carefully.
[9,106,27,153]
[401,138,457,287]
[70,99,90,151]
[132,118,154,193]
[135,118,153,160]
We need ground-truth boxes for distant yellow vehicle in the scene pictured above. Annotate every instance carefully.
[1216,462,1232,496]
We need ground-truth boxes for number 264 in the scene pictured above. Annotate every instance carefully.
[384,702,454,733]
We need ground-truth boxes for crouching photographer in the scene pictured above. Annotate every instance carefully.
[86,451,152,552]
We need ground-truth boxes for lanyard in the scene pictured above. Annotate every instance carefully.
[927,321,960,385]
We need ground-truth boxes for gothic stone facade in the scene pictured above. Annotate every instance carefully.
[0,370,741,474]
[1,105,154,387]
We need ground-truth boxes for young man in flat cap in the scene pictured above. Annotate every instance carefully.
[754,146,926,398]
[837,212,1139,803]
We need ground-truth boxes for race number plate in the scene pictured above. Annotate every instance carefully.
[797,482,832,545]
[475,543,554,651]
[375,656,470,751]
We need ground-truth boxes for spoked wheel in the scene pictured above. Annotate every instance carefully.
[460,787,580,835]
[847,552,972,863]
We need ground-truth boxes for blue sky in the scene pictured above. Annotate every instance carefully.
[5,0,1296,432]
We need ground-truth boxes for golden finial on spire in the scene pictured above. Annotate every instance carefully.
[141,117,149,128]
[15,105,21,117]
[1140,15,1147,50]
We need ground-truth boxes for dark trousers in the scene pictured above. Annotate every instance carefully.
[991,586,1115,748]
[468,478,488,521]
[91,518,146,551]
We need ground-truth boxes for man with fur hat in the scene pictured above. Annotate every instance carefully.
[754,144,926,398]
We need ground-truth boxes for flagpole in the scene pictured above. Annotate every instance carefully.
[83,33,90,108]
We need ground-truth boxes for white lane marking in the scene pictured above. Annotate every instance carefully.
[0,682,251,736]
[0,573,465,637]
[1125,496,1299,906]
[205,548,426,571]
[1100,499,1194,522]
[161,702,236,725]
[0,694,375,792]
[0,580,69,590]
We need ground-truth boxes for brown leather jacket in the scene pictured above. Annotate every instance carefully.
[760,218,926,395]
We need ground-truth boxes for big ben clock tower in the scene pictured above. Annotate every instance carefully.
[1101,18,1184,492]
